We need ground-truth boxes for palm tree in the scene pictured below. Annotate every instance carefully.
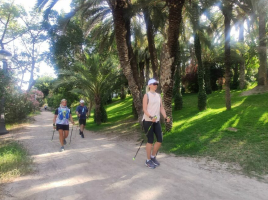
[160,0,185,132]
[56,54,118,125]
[37,0,144,122]
[221,1,233,110]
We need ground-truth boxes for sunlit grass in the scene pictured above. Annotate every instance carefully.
[162,90,268,176]
[0,141,33,182]
[83,96,139,134]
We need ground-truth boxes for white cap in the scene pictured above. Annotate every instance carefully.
[80,100,85,103]
[148,79,159,85]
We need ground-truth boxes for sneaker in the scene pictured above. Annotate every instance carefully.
[64,139,67,145]
[151,156,160,166]
[81,132,84,138]
[145,160,156,169]
[79,129,81,135]
[60,146,65,152]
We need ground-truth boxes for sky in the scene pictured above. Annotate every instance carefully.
[13,0,72,90]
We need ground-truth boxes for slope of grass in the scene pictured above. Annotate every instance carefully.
[162,90,268,176]
[0,141,33,182]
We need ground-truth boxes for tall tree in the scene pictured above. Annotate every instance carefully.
[190,0,207,111]
[238,18,246,89]
[107,0,143,122]
[0,1,25,49]
[256,0,267,86]
[221,1,233,110]
[160,0,185,131]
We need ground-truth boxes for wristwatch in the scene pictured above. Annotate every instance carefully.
[149,116,153,120]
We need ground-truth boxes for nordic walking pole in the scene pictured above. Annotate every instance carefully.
[69,125,74,144]
[133,117,156,161]
[51,129,55,141]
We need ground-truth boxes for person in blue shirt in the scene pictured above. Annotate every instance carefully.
[76,100,88,138]
[53,99,75,152]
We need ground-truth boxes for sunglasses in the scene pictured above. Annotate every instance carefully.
[152,83,158,86]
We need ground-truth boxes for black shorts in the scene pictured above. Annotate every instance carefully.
[79,119,86,126]
[56,124,69,131]
[143,120,163,144]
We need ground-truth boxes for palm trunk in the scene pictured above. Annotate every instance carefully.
[161,0,185,132]
[239,19,246,89]
[222,3,232,110]
[233,63,239,89]
[144,7,159,80]
[145,56,150,86]
[204,61,212,94]
[258,9,267,86]
[194,33,207,111]
[126,18,140,90]
[94,94,101,125]
[109,0,143,122]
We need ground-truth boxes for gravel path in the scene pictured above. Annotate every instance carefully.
[2,111,268,200]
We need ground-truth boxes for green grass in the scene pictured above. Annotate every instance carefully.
[162,89,268,176]
[82,96,139,135]
[0,141,32,182]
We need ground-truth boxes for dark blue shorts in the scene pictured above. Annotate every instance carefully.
[56,124,69,131]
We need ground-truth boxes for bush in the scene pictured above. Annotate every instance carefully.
[0,70,44,124]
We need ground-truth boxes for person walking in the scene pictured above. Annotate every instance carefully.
[143,78,170,169]
[53,99,75,152]
[76,100,89,138]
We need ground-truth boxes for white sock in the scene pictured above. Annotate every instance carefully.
[151,155,155,158]
[147,159,150,162]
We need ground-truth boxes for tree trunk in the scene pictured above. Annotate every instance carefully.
[126,18,140,90]
[222,3,232,110]
[145,55,150,86]
[194,33,207,111]
[143,7,159,80]
[233,63,239,89]
[173,51,183,111]
[160,0,185,132]
[94,94,101,125]
[258,9,267,86]
[239,19,246,89]
[109,0,143,122]
[204,61,212,94]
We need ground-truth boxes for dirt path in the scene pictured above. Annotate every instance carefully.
[2,111,268,200]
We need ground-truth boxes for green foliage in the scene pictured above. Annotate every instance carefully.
[0,141,32,181]
[1,70,43,124]
[47,86,79,109]
[34,76,54,97]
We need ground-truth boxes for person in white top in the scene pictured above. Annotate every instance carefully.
[143,78,170,169]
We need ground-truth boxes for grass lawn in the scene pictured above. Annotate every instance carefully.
[0,141,32,182]
[80,96,139,135]
[162,89,268,176]
[82,87,268,176]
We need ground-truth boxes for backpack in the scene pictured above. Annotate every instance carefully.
[58,107,70,120]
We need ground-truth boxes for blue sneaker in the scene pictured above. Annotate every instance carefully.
[145,160,156,169]
[151,156,160,166]
[60,146,65,152]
